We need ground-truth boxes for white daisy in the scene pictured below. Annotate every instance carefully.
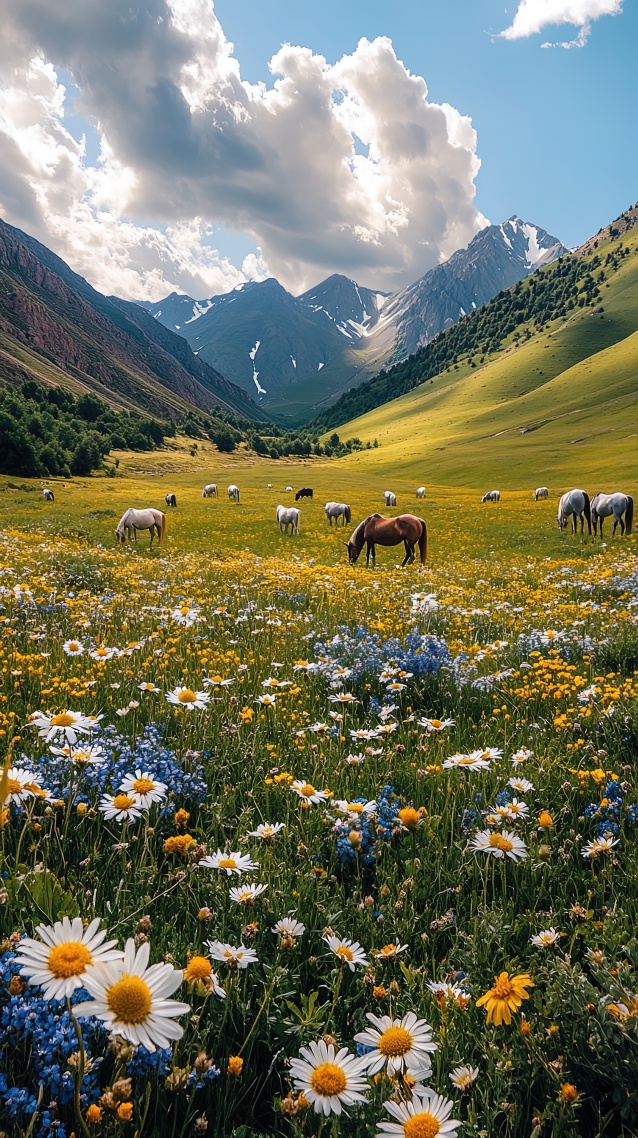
[325,936,369,971]
[291,781,329,806]
[511,747,534,767]
[166,686,210,710]
[198,850,259,876]
[427,981,468,1004]
[354,1012,436,1078]
[443,753,490,771]
[418,717,455,733]
[28,709,98,745]
[74,938,190,1051]
[4,766,36,804]
[247,822,286,840]
[508,777,535,794]
[328,693,359,704]
[139,682,161,693]
[469,829,527,862]
[171,605,201,626]
[204,674,234,688]
[272,917,305,939]
[531,928,560,948]
[491,799,530,824]
[62,640,84,656]
[99,793,144,823]
[50,743,106,768]
[289,1039,369,1116]
[449,1065,479,1091]
[229,883,268,904]
[16,916,123,1001]
[581,835,619,859]
[332,799,377,820]
[376,1089,461,1138]
[471,747,503,762]
[255,693,277,708]
[346,752,366,765]
[206,941,259,969]
[90,645,119,662]
[373,940,409,960]
[349,728,378,741]
[119,770,167,810]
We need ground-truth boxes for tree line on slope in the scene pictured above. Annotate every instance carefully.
[310,226,636,434]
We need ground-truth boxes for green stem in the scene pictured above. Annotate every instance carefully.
[66,1000,91,1138]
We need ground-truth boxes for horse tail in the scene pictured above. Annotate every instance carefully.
[626,495,634,535]
[345,505,351,524]
[418,519,428,565]
[582,491,591,535]
[158,512,166,548]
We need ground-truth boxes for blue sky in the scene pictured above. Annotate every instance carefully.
[215,0,636,250]
[0,0,633,298]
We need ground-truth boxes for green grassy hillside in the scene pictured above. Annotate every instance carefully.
[329,216,638,487]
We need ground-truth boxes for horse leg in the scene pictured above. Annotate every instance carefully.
[401,540,410,567]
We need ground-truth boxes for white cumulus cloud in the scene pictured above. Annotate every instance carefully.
[501,0,623,46]
[0,0,486,299]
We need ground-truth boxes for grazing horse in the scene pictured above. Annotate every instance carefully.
[324,502,351,526]
[557,489,591,534]
[534,487,549,501]
[285,485,293,492]
[276,505,300,534]
[591,492,634,537]
[416,487,426,499]
[295,487,313,501]
[384,491,397,507]
[202,484,217,498]
[115,508,165,548]
[165,493,177,508]
[347,513,427,568]
[482,490,501,503]
[228,484,240,502]
[42,488,55,502]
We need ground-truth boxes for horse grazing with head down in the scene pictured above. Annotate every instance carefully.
[416,487,426,499]
[165,493,177,508]
[591,492,633,537]
[42,488,55,502]
[482,490,501,503]
[347,513,427,568]
[295,487,313,501]
[325,502,351,526]
[228,484,240,502]
[202,484,217,498]
[276,505,300,534]
[534,487,549,501]
[116,508,165,548]
[384,491,397,507]
[557,489,591,534]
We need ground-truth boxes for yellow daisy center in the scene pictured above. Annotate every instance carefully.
[48,941,92,978]
[95,648,110,657]
[493,976,515,1000]
[112,794,135,811]
[336,945,354,961]
[378,1025,413,1057]
[107,974,152,1023]
[489,833,513,852]
[237,891,254,903]
[133,777,155,795]
[378,944,398,957]
[262,827,274,838]
[184,956,212,981]
[310,1062,347,1097]
[68,643,80,652]
[430,720,442,728]
[51,713,75,728]
[73,751,91,763]
[6,777,22,794]
[458,757,475,765]
[178,689,197,703]
[404,1112,441,1138]
[218,857,238,869]
[300,784,315,797]
[349,803,364,813]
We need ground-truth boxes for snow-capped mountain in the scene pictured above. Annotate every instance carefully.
[139,218,567,414]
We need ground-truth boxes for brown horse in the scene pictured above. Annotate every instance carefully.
[346,513,427,567]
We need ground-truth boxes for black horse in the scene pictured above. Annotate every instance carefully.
[295,487,313,501]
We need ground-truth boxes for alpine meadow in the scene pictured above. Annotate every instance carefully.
[1,2,638,1137]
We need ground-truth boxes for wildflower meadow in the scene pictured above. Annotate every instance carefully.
[2,468,638,1138]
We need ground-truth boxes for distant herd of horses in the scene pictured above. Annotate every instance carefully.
[40,480,634,563]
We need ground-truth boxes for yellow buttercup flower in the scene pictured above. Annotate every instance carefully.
[476,971,534,1025]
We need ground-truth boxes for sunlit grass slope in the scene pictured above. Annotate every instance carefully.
[332,225,638,487]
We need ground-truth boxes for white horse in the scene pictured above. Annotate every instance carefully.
[165,493,177,508]
[557,489,591,534]
[534,487,549,501]
[202,484,217,498]
[482,490,501,503]
[285,485,293,492]
[276,505,300,534]
[384,491,397,507]
[591,492,634,537]
[416,487,426,499]
[42,488,55,502]
[325,502,351,526]
[116,508,165,547]
[228,484,240,502]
